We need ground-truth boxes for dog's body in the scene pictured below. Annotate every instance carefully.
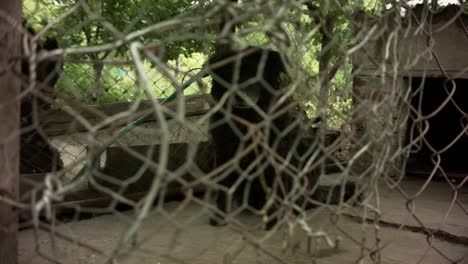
[20,24,63,174]
[207,47,319,229]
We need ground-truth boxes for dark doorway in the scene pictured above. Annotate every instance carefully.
[406,78,468,175]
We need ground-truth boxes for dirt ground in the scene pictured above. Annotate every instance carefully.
[18,176,468,264]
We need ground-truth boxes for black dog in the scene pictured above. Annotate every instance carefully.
[19,24,63,174]
[207,47,322,229]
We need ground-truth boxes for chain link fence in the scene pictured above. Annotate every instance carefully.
[1,0,467,263]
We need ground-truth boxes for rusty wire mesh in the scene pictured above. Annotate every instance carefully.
[0,0,467,263]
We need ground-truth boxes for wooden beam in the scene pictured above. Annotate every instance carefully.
[41,94,210,136]
[0,1,21,263]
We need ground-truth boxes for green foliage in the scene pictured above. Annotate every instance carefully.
[24,0,391,128]
[57,63,138,104]
[24,0,210,104]
[25,0,205,59]
[57,55,207,104]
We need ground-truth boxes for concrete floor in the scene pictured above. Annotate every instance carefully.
[18,176,468,264]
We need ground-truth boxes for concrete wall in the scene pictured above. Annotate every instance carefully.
[353,5,468,79]
[350,5,468,180]
[350,76,409,181]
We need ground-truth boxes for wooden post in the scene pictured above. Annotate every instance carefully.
[0,1,21,263]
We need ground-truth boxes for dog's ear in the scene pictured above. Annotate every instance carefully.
[311,116,323,125]
[42,37,59,50]
[267,50,285,75]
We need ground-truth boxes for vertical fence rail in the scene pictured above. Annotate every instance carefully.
[0,1,21,263]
